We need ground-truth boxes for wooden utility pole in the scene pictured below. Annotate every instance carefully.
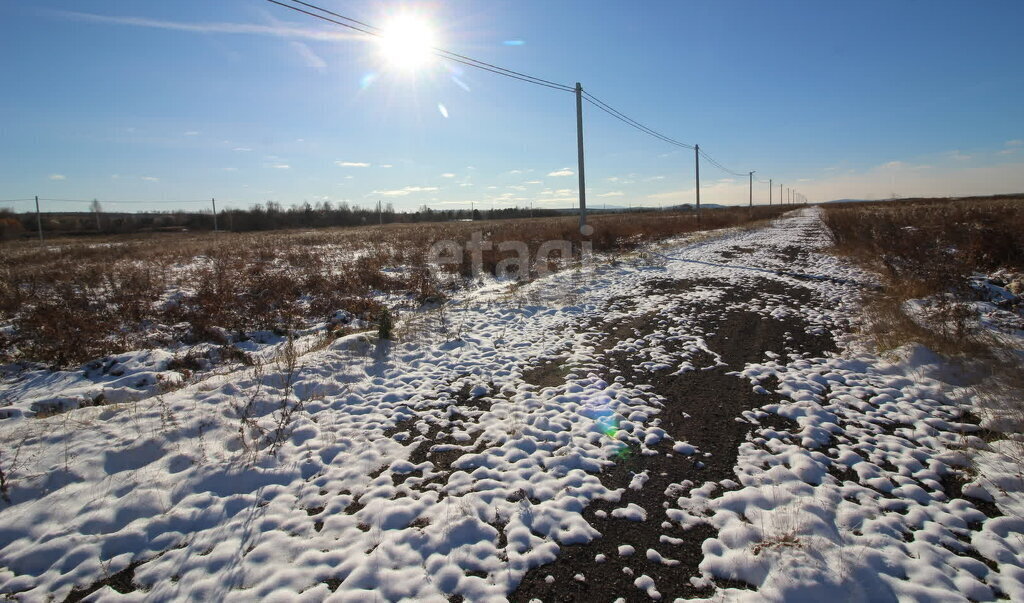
[574,82,587,230]
[779,183,783,206]
[748,171,755,207]
[211,198,218,232]
[694,144,701,217]
[769,179,773,205]
[34,195,43,242]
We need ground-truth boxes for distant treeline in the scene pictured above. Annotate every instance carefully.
[0,201,599,238]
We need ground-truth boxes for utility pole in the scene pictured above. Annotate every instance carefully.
[748,171,755,207]
[779,183,783,206]
[34,195,43,242]
[211,198,218,233]
[769,179,773,206]
[694,144,701,217]
[574,82,587,231]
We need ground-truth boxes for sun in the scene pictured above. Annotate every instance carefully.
[378,15,437,72]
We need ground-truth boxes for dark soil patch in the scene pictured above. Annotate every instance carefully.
[522,360,569,389]
[64,560,143,602]
[718,245,757,260]
[939,471,1004,520]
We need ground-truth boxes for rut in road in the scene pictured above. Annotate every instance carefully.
[513,259,841,600]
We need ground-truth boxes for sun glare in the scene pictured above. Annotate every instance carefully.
[379,15,437,71]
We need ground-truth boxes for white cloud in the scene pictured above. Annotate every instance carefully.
[371,186,439,196]
[440,173,456,178]
[233,147,252,152]
[290,41,326,70]
[141,176,160,182]
[379,164,393,168]
[880,161,931,171]
[533,197,577,205]
[997,148,1018,156]
[948,150,972,161]
[548,168,574,177]
[524,180,542,185]
[48,173,66,181]
[272,164,291,169]
[52,10,358,42]
[336,161,370,167]
[184,130,200,136]
[785,159,1024,202]
[222,167,238,171]
[597,191,624,197]
[1006,140,1023,147]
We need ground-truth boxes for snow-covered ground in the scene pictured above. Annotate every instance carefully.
[1,208,1022,601]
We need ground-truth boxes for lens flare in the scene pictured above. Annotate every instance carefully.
[359,72,378,90]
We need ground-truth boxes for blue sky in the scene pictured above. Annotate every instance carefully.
[1,0,1022,213]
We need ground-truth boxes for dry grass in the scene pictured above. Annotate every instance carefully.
[822,195,1024,297]
[0,206,790,367]
[822,194,1024,486]
[823,195,1024,354]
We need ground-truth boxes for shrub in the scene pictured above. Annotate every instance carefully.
[377,307,394,340]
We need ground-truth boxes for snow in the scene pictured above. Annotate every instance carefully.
[1,208,1022,601]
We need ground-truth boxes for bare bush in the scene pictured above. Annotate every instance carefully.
[232,336,308,460]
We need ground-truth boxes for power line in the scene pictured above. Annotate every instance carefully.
[38,198,210,205]
[270,0,763,201]
[698,148,747,178]
[581,91,694,150]
[285,0,575,92]
[266,0,574,92]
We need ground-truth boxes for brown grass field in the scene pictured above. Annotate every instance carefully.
[0,205,791,367]
[822,194,1024,355]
